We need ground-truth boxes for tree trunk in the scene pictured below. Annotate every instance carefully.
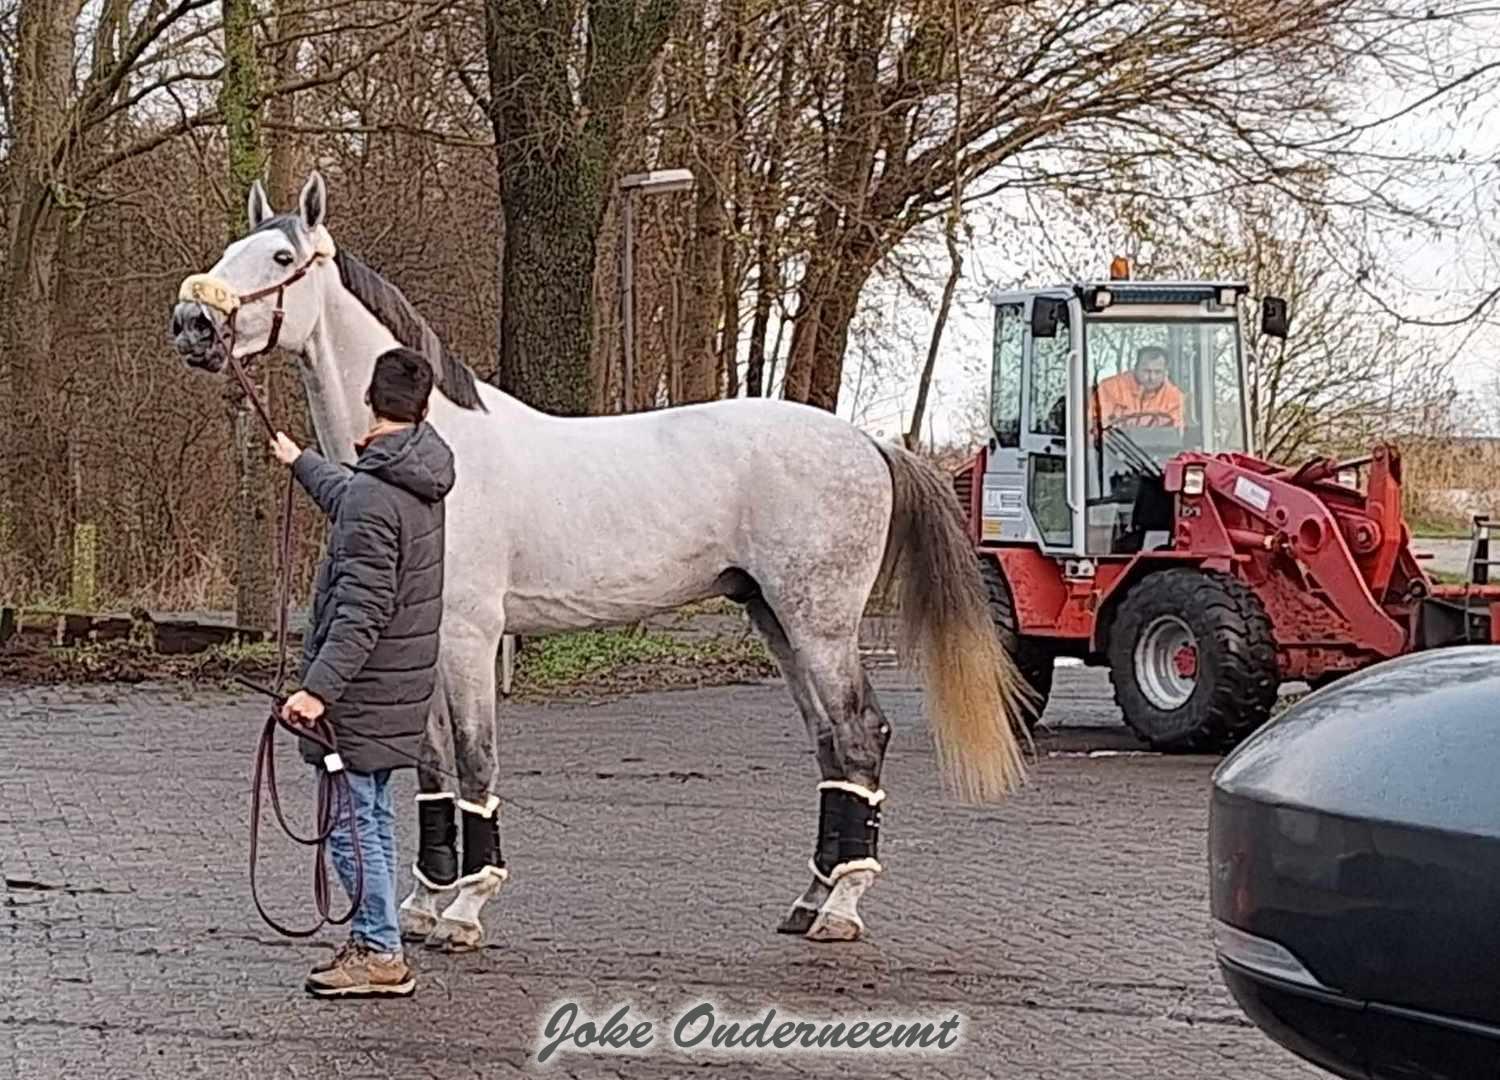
[222,0,276,631]
[719,0,747,400]
[785,230,887,413]
[679,170,725,404]
[906,219,963,451]
[2,0,81,586]
[267,0,307,207]
[784,251,869,412]
[745,24,795,399]
[805,272,863,412]
[719,225,741,399]
[744,235,777,398]
[496,158,602,416]
[779,1,890,412]
[485,0,679,417]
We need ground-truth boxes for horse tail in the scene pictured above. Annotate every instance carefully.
[872,441,1030,803]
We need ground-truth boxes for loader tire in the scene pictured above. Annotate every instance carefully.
[1108,569,1278,752]
[979,557,1053,729]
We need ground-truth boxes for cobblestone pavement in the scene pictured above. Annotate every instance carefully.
[1,667,1325,1079]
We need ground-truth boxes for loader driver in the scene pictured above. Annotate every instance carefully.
[1091,345,1185,432]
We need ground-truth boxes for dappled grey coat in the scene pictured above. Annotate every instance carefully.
[292,423,455,773]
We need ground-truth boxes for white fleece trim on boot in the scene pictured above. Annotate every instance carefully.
[457,795,501,818]
[817,780,886,806]
[808,857,884,888]
[411,863,457,892]
[414,792,456,803]
[454,864,509,889]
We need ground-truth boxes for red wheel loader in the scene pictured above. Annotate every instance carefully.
[956,263,1500,750]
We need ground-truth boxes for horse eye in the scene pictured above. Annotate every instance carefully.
[273,250,294,267]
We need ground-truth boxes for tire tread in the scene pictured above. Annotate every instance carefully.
[1107,568,1277,751]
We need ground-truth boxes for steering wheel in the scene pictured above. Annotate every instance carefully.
[1103,410,1177,429]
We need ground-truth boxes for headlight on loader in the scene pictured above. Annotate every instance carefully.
[1183,464,1206,496]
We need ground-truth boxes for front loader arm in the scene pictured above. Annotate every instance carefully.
[1196,459,1408,657]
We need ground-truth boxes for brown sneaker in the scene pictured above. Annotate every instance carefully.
[304,943,415,998]
[310,939,361,976]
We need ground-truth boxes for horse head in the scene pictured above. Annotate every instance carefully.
[169,171,338,372]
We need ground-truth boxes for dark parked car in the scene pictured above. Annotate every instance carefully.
[1209,646,1500,1079]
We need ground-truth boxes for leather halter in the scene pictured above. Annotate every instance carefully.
[178,236,331,362]
[176,250,323,433]
[231,255,318,358]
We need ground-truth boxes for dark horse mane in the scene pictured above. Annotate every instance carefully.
[334,250,486,411]
[252,214,486,412]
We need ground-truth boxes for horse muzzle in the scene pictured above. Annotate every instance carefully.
[170,301,226,371]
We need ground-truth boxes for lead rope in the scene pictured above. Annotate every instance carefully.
[202,303,364,938]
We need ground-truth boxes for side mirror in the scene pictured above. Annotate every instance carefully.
[1031,297,1065,339]
[1261,296,1290,339]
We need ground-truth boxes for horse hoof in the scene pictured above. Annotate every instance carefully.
[776,904,819,935]
[398,906,438,943]
[425,916,484,952]
[806,910,864,943]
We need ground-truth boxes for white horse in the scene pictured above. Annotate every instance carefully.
[169,171,1027,949]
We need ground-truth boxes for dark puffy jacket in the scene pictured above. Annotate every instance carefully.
[292,423,455,773]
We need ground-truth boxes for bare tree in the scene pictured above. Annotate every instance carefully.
[0,0,468,597]
[219,0,276,630]
[762,1,1500,412]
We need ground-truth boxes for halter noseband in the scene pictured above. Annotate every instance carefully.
[177,226,336,360]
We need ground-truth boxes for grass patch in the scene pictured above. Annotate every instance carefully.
[199,638,285,667]
[1428,568,1470,585]
[0,633,288,688]
[1408,519,1472,540]
[512,627,775,697]
[2,621,779,700]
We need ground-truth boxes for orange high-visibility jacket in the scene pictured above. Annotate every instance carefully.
[1089,372,1185,430]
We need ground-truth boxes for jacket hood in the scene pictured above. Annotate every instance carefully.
[354,423,455,503]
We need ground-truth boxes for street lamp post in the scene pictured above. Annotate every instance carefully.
[617,168,695,411]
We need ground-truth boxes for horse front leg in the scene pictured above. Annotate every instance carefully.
[424,616,509,952]
[398,689,460,942]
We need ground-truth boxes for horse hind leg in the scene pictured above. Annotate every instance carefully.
[744,596,832,933]
[398,688,460,942]
[425,619,510,952]
[747,595,889,942]
[804,669,890,943]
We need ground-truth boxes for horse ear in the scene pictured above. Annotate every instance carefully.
[247,179,272,230]
[299,171,327,230]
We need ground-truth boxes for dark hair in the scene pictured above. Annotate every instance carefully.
[1135,345,1168,366]
[366,347,434,422]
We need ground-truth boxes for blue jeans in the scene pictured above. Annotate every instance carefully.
[324,767,402,954]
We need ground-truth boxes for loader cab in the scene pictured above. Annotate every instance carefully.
[983,277,1259,559]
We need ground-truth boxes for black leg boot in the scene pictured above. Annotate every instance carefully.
[457,795,508,887]
[778,780,885,936]
[413,793,458,890]
[810,780,884,887]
